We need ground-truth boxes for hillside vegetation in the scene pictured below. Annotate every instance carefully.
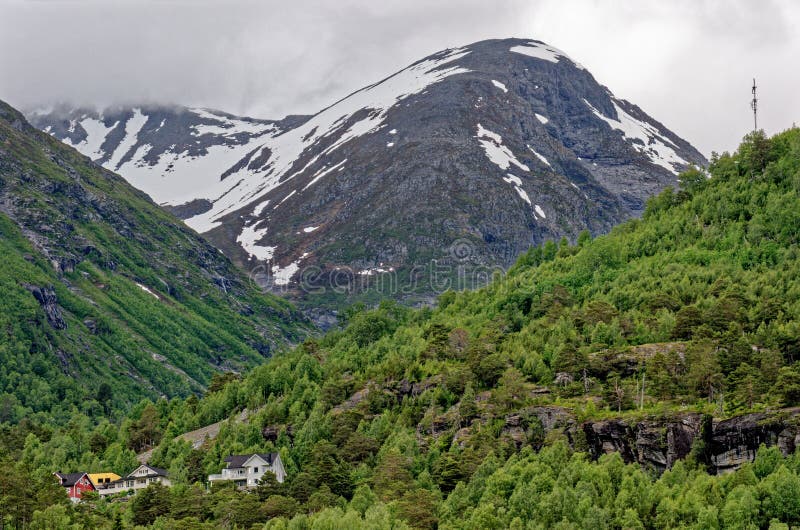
[4,127,800,528]
[0,100,309,425]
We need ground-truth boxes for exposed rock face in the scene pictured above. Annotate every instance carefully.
[711,411,800,472]
[31,38,707,306]
[503,406,576,449]
[530,406,575,433]
[24,284,66,329]
[583,418,638,462]
[321,369,800,474]
[163,198,213,219]
[582,414,703,472]
[434,402,800,474]
[580,409,800,474]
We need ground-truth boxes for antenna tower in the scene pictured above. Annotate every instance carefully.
[750,78,758,132]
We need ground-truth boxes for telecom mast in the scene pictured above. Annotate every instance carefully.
[750,78,758,132]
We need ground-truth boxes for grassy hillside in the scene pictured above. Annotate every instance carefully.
[4,127,800,528]
[0,100,310,424]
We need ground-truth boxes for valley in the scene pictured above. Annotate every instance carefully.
[1,3,797,526]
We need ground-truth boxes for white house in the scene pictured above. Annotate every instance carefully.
[98,464,171,496]
[208,453,286,488]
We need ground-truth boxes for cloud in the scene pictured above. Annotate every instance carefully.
[1,0,797,155]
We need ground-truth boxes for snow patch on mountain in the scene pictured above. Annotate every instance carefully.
[62,117,118,159]
[237,222,275,261]
[252,199,271,216]
[185,47,472,232]
[190,108,274,137]
[358,266,396,276]
[491,80,508,93]
[528,146,551,167]
[303,159,347,190]
[535,113,549,124]
[515,187,532,205]
[107,109,148,170]
[116,111,276,206]
[273,190,297,210]
[117,140,263,206]
[272,262,300,286]
[503,174,531,206]
[511,41,584,70]
[136,282,160,300]
[53,107,281,207]
[583,98,687,174]
[476,124,530,172]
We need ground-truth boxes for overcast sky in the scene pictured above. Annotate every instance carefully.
[1,0,797,155]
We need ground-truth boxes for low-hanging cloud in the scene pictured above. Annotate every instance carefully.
[1,0,798,155]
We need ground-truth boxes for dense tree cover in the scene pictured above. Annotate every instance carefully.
[3,127,800,528]
[9,443,800,529]
[0,101,309,424]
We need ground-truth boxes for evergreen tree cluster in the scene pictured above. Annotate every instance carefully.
[3,127,800,528]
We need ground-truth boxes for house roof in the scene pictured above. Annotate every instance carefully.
[55,472,89,487]
[105,464,169,487]
[224,453,278,469]
[88,472,121,484]
[125,464,169,478]
[146,466,169,477]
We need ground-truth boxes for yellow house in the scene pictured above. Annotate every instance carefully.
[88,472,121,489]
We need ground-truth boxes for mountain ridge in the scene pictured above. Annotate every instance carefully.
[29,38,707,307]
[0,99,310,421]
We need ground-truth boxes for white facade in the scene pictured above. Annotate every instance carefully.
[208,453,286,488]
[98,464,171,496]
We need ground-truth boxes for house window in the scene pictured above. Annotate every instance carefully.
[254,467,259,473]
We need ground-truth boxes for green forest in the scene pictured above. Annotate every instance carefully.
[4,125,800,528]
[0,100,309,425]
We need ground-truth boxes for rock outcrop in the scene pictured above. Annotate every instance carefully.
[580,408,800,474]
[711,411,800,473]
[582,414,703,473]
[24,284,66,329]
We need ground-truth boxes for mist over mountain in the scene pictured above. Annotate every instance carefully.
[0,99,309,419]
[6,8,800,528]
[31,38,707,307]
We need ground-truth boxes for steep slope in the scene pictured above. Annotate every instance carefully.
[0,100,309,422]
[31,38,707,306]
[12,128,798,528]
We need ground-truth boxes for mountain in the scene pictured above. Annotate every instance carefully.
[30,38,707,307]
[0,99,309,422]
[10,127,798,528]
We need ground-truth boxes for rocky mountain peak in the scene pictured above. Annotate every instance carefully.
[29,38,707,307]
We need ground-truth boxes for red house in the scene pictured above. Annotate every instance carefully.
[55,472,95,502]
